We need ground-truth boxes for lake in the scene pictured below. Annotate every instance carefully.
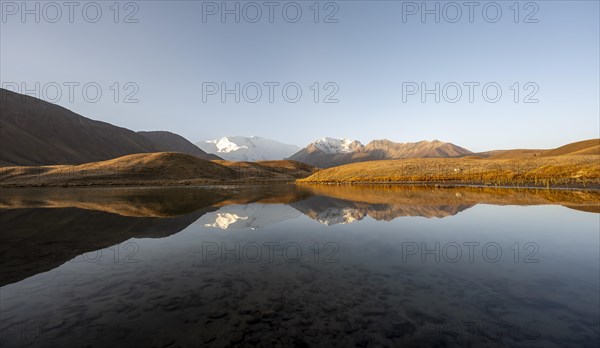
[1,185,599,347]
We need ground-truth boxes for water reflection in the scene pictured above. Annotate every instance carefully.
[1,185,598,347]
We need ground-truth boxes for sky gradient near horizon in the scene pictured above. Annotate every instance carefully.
[1,0,599,152]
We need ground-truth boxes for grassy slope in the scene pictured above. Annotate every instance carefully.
[0,152,316,187]
[298,155,600,188]
[541,139,599,157]
[299,139,600,188]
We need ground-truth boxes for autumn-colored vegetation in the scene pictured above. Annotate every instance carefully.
[298,155,600,189]
[0,152,316,187]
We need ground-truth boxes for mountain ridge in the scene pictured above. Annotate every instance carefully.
[289,137,473,168]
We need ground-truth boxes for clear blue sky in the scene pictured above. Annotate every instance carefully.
[1,0,598,151]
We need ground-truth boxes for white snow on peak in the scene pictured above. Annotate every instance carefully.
[196,136,301,162]
[211,137,248,153]
[312,137,363,154]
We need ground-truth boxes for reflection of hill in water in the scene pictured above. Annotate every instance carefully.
[0,185,310,217]
[1,184,598,285]
[0,207,214,286]
[299,184,600,214]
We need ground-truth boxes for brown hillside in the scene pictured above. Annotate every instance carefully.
[541,139,600,157]
[0,152,317,187]
[488,149,545,160]
[298,154,600,189]
[481,139,599,160]
[365,139,472,159]
[289,139,472,168]
[0,88,162,165]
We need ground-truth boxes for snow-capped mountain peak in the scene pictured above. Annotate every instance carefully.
[209,137,248,153]
[312,137,364,154]
[196,136,301,162]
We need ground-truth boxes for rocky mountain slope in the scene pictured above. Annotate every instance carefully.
[289,138,472,168]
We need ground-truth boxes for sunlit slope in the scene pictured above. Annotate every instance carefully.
[0,152,316,186]
[541,139,600,157]
[298,155,600,188]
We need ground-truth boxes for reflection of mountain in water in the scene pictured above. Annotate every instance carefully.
[1,184,598,285]
[197,204,301,230]
[195,195,474,228]
[312,207,364,226]
[290,195,473,226]
[289,196,366,225]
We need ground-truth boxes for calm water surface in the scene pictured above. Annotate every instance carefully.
[1,185,599,347]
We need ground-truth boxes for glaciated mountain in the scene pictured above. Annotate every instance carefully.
[312,137,364,154]
[196,136,301,162]
[289,138,472,168]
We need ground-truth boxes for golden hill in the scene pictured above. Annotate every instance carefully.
[299,139,600,188]
[483,138,599,159]
[298,155,600,189]
[0,152,316,187]
[486,149,545,160]
[541,139,600,157]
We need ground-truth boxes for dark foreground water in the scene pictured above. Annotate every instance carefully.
[1,185,599,347]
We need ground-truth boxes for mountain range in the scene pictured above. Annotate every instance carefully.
[288,137,473,167]
[1,89,597,171]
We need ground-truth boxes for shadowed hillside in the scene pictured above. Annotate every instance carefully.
[0,88,162,165]
[0,89,218,165]
[138,131,221,160]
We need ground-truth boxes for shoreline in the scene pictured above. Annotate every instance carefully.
[296,181,600,191]
[1,180,598,192]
